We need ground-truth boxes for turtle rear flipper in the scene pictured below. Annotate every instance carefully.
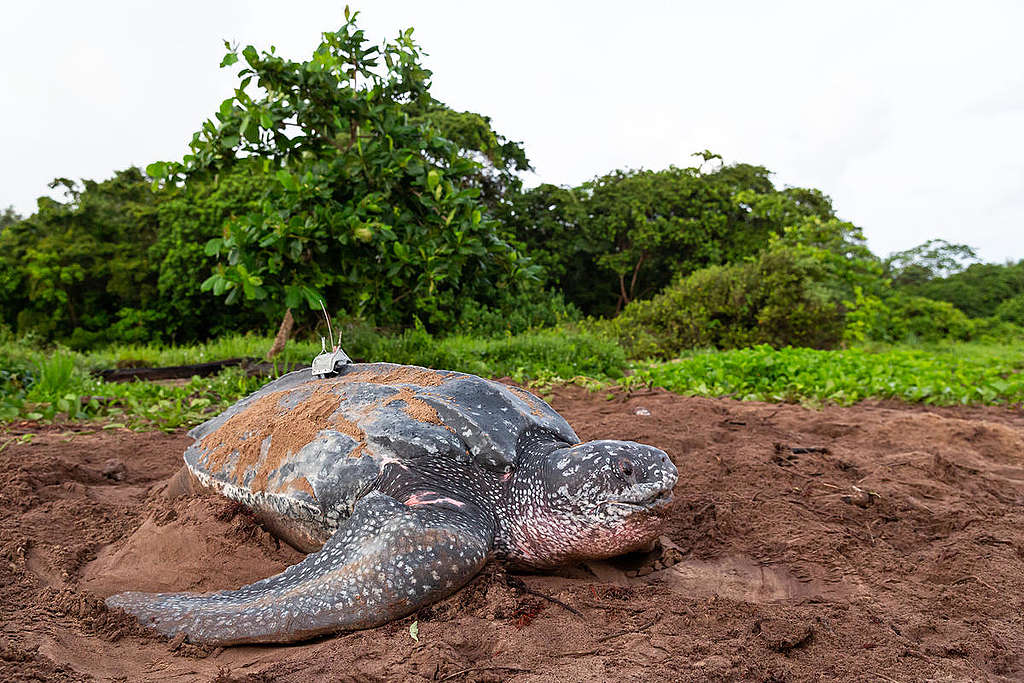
[106,492,493,645]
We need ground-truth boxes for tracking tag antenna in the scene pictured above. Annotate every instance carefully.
[319,298,335,349]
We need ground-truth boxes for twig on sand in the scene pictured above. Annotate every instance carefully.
[580,601,648,613]
[440,666,532,681]
[595,615,660,643]
[954,575,996,591]
[506,576,584,618]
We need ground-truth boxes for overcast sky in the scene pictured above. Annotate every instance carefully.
[2,1,1022,262]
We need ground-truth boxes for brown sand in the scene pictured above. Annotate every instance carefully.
[1,387,1023,681]
[199,382,369,493]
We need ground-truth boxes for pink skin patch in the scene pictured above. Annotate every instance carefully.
[404,492,465,508]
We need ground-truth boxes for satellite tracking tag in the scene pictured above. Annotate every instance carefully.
[311,299,352,378]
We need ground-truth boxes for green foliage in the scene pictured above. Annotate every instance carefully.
[770,217,885,302]
[0,205,21,232]
[886,239,978,287]
[844,290,975,344]
[0,166,275,347]
[410,107,530,210]
[0,170,161,343]
[0,326,626,426]
[994,292,1024,326]
[26,353,79,401]
[901,260,1024,318]
[78,332,321,369]
[969,316,1024,344]
[153,11,535,330]
[503,157,839,316]
[371,328,626,381]
[0,340,269,429]
[454,289,580,337]
[604,244,850,358]
[150,162,270,341]
[632,344,1024,406]
[887,295,974,342]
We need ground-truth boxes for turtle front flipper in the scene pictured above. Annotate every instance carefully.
[106,492,494,645]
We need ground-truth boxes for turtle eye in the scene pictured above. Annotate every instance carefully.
[619,459,634,478]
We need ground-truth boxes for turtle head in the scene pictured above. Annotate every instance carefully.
[506,439,677,567]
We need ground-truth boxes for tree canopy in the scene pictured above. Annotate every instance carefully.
[502,156,840,316]
[149,9,536,330]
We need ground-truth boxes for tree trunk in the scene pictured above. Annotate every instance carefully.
[265,308,295,361]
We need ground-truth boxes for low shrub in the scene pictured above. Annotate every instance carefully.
[995,292,1024,326]
[604,246,844,358]
[632,344,1024,406]
[455,288,581,337]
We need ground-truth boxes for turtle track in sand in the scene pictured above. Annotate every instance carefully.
[1,385,1023,681]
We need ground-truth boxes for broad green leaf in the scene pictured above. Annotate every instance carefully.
[145,161,167,179]
[426,169,440,192]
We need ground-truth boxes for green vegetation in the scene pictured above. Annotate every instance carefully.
[631,344,1024,406]
[501,156,840,317]
[156,10,536,332]
[2,9,1022,427]
[4,332,1021,431]
[0,327,626,428]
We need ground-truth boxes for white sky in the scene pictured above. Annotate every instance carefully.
[2,1,1022,262]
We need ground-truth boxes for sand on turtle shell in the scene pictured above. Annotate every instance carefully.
[343,365,450,387]
[199,373,448,495]
[199,381,368,493]
[2,387,1024,681]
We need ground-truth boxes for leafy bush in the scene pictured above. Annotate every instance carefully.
[632,344,1024,406]
[969,316,1024,343]
[454,289,580,337]
[902,260,1024,318]
[604,245,845,358]
[888,296,974,342]
[995,292,1024,326]
[845,292,975,344]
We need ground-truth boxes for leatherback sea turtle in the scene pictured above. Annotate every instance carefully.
[107,362,678,645]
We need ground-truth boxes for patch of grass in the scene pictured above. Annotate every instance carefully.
[79,333,322,370]
[630,343,1024,406]
[26,352,79,401]
[0,326,627,428]
[374,328,627,382]
[5,330,1020,430]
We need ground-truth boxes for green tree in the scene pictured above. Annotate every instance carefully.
[0,205,21,233]
[903,260,1024,318]
[0,169,161,346]
[503,156,839,316]
[151,9,536,331]
[886,239,978,287]
[150,162,271,342]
